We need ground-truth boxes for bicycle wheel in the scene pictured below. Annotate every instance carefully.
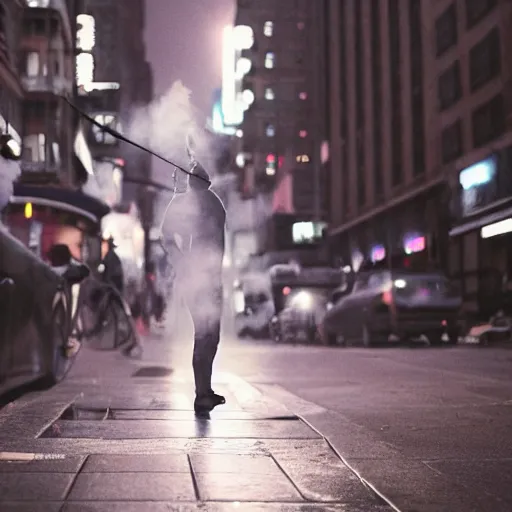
[110,294,139,348]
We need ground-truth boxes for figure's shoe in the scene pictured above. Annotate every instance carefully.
[194,392,226,415]
[122,344,143,359]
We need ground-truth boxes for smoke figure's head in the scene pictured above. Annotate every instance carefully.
[189,161,211,191]
[0,157,21,213]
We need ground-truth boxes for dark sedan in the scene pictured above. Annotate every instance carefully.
[322,269,462,347]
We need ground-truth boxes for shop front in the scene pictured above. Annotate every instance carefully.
[449,149,512,319]
[328,185,447,273]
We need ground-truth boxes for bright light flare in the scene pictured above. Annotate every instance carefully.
[291,291,313,310]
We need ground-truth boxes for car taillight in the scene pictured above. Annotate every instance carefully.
[382,290,393,305]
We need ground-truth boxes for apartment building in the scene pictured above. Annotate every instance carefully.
[0,0,24,146]
[326,0,512,316]
[233,0,329,218]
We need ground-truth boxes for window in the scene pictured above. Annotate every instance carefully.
[371,0,383,195]
[265,124,275,137]
[389,0,403,185]
[264,52,275,69]
[466,0,497,28]
[92,114,120,145]
[25,52,39,76]
[296,154,310,163]
[438,61,462,110]
[23,134,46,162]
[24,18,45,35]
[263,21,273,37]
[435,3,457,57]
[264,87,275,100]
[472,94,505,148]
[354,0,365,205]
[410,0,425,176]
[469,27,501,92]
[441,119,463,163]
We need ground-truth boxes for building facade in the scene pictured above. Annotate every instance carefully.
[326,0,512,317]
[232,0,329,218]
[0,0,24,146]
[74,0,153,220]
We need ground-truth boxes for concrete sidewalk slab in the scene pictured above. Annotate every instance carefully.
[0,346,390,510]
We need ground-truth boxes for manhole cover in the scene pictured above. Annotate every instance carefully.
[59,406,110,421]
[132,366,173,378]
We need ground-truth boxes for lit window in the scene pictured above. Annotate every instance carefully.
[266,166,276,176]
[265,52,275,69]
[266,124,276,137]
[299,130,308,138]
[23,134,46,162]
[76,14,96,52]
[264,21,274,37]
[76,52,94,87]
[299,91,308,100]
[265,87,275,100]
[296,154,310,163]
[92,114,120,145]
[26,52,40,77]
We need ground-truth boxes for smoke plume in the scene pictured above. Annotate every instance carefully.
[0,158,21,218]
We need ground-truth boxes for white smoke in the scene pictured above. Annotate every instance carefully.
[0,158,21,218]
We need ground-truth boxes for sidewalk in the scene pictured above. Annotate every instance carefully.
[0,345,391,511]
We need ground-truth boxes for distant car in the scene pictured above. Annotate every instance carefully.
[322,269,462,347]
[269,265,342,344]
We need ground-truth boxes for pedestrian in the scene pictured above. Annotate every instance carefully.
[100,236,124,295]
[161,160,226,415]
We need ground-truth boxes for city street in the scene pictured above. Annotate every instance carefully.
[0,317,511,512]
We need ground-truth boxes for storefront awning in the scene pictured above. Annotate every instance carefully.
[10,184,111,224]
[449,205,512,237]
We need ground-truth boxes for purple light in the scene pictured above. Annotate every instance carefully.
[371,245,386,262]
[404,236,425,255]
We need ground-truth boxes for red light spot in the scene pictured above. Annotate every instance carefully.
[442,320,447,326]
[266,154,275,164]
[278,156,284,168]
[283,286,291,296]
[382,290,393,305]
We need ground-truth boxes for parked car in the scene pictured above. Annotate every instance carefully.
[269,266,342,344]
[322,263,462,347]
[0,136,89,395]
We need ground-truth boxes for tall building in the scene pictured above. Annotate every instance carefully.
[0,0,24,147]
[326,0,440,270]
[326,0,512,316]
[74,0,153,221]
[231,0,329,219]
[15,0,77,186]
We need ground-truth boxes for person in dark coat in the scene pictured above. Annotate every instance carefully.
[101,236,124,294]
[161,161,226,414]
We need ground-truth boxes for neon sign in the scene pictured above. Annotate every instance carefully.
[404,235,425,254]
[371,245,386,262]
[459,156,496,190]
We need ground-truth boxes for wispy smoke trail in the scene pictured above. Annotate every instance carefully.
[0,158,21,218]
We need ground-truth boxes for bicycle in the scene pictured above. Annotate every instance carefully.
[71,278,141,356]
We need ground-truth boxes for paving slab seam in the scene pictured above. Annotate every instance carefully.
[268,453,308,501]
[186,453,201,501]
[297,414,403,512]
[62,455,88,501]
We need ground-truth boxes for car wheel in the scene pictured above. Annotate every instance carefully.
[42,293,72,387]
[362,324,373,347]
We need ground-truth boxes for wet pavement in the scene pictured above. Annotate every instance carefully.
[0,341,390,511]
[2,319,512,512]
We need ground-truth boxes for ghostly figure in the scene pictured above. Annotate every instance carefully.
[0,156,20,215]
[161,161,226,414]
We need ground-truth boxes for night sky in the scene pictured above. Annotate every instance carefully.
[145,0,235,115]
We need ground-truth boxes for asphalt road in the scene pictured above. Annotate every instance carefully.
[2,312,511,511]
[210,335,512,512]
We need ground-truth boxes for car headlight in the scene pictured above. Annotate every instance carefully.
[291,291,313,310]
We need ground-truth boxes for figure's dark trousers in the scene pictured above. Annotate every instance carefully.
[187,285,223,397]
